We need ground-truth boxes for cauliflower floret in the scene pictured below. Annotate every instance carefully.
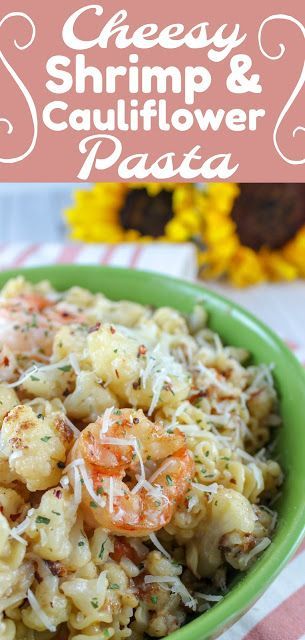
[1,405,74,491]
[52,324,88,363]
[0,384,19,424]
[193,488,256,577]
[27,487,77,561]
[152,307,189,335]
[21,367,74,401]
[88,324,190,413]
[64,371,118,423]
[0,487,27,525]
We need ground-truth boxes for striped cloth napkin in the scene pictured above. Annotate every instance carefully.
[0,242,197,279]
[0,243,304,640]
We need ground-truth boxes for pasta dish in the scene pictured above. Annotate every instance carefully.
[0,278,282,639]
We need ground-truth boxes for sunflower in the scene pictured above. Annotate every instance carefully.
[65,183,205,243]
[200,183,305,286]
[65,182,305,287]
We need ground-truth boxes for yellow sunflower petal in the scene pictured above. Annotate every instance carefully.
[176,208,202,234]
[203,211,236,244]
[165,218,191,242]
[228,247,265,287]
[283,227,305,276]
[260,250,298,281]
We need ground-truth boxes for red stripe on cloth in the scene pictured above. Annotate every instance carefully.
[56,245,83,264]
[100,245,117,265]
[130,245,143,268]
[294,538,305,558]
[285,340,299,351]
[11,244,39,267]
[245,584,305,640]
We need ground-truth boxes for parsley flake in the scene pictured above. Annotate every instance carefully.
[58,365,72,372]
[91,597,99,609]
[36,516,50,525]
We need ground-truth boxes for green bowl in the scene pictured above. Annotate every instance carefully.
[1,265,305,640]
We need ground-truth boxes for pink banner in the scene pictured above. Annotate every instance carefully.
[0,1,305,181]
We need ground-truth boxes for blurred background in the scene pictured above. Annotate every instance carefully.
[0,181,304,359]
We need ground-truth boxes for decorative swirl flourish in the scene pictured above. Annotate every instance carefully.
[258,14,305,165]
[0,12,37,164]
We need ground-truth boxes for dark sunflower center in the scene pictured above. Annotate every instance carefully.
[119,188,173,237]
[231,184,305,250]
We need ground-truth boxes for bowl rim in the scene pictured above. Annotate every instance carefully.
[0,263,305,640]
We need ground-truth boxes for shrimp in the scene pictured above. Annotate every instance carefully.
[69,408,195,536]
[0,293,84,357]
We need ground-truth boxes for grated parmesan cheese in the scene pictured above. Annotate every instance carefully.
[109,476,114,513]
[6,356,72,389]
[194,592,223,602]
[149,533,171,560]
[191,482,219,495]
[245,537,271,565]
[100,406,115,435]
[73,466,82,507]
[69,353,81,375]
[27,588,56,633]
[144,575,197,611]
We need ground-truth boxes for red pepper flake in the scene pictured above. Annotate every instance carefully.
[53,489,62,499]
[110,537,141,564]
[34,571,43,584]
[88,322,101,334]
[10,512,22,522]
[3,356,9,367]
[110,326,116,334]
[189,390,207,404]
[46,561,68,578]
[137,345,147,358]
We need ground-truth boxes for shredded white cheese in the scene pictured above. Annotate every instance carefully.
[73,466,82,507]
[109,476,114,513]
[27,588,56,633]
[149,533,171,560]
[148,459,173,484]
[69,353,81,375]
[194,592,223,602]
[64,416,81,438]
[144,575,197,611]
[60,475,70,488]
[9,450,23,463]
[6,357,72,389]
[191,482,219,495]
[100,406,115,435]
[9,509,34,545]
[79,463,106,508]
[245,537,271,564]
